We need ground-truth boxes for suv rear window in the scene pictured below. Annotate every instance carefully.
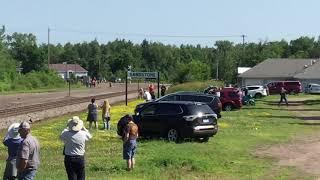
[186,104,214,115]
[247,87,259,90]
[228,91,240,98]
[159,95,177,101]
[284,82,300,86]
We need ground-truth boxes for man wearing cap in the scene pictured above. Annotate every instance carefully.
[3,123,23,180]
[16,121,40,180]
[60,116,92,180]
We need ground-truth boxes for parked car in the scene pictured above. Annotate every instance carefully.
[267,81,302,94]
[133,101,218,142]
[243,85,268,98]
[135,91,222,118]
[306,83,320,94]
[218,87,242,111]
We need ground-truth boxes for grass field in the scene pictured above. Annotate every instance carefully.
[1,94,320,179]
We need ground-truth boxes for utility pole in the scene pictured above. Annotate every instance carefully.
[47,27,50,68]
[216,57,219,80]
[239,34,246,67]
[241,34,245,46]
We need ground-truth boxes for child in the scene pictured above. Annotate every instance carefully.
[101,99,111,130]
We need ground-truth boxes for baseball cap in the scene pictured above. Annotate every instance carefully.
[19,121,31,129]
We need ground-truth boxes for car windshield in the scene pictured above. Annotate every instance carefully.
[186,104,214,115]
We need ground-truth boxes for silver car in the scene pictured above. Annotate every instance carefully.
[306,83,320,94]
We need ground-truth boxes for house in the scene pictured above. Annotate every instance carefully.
[238,58,320,89]
[237,67,251,86]
[49,64,88,80]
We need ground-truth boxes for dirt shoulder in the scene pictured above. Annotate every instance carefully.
[255,96,320,178]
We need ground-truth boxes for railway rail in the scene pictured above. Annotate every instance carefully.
[0,90,137,118]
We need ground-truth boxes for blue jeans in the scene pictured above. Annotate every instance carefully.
[18,169,37,180]
[123,139,137,160]
[103,117,111,130]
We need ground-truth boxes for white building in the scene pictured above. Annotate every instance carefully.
[49,64,88,80]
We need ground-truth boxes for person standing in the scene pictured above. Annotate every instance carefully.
[3,123,23,180]
[278,87,289,106]
[122,116,138,171]
[160,84,167,97]
[60,116,92,180]
[101,99,111,130]
[148,84,155,100]
[87,98,98,129]
[16,121,40,180]
[138,88,144,99]
[143,90,152,102]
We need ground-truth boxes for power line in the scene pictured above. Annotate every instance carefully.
[51,28,244,39]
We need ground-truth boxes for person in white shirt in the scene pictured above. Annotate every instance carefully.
[60,116,92,180]
[143,90,152,102]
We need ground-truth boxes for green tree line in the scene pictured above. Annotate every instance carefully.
[2,28,320,89]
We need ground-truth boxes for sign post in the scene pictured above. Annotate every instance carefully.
[125,71,128,106]
[157,72,160,98]
[126,71,159,106]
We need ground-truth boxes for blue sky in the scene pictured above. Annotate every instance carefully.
[1,0,319,46]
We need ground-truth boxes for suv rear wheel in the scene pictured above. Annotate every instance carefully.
[167,128,180,142]
[254,93,262,99]
[224,103,233,111]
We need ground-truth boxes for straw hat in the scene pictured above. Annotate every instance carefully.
[67,116,84,131]
[7,123,21,139]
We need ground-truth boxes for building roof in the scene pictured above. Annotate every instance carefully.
[49,64,88,72]
[294,60,320,79]
[238,58,320,78]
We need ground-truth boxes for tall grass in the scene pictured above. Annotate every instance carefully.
[1,95,319,179]
[0,70,81,93]
[167,80,224,93]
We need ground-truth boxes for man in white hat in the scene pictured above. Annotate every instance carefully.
[60,116,92,180]
[3,123,23,180]
[16,121,40,180]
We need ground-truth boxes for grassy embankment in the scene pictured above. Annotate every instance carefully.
[0,70,83,94]
[1,83,320,179]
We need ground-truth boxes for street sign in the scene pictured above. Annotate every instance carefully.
[128,71,157,79]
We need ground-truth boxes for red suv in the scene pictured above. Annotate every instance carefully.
[267,81,302,94]
[218,87,242,111]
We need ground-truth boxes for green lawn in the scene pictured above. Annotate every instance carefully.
[1,95,320,179]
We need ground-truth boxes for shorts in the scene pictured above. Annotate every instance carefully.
[123,140,137,160]
[87,113,97,122]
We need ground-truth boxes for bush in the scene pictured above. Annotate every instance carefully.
[167,80,224,94]
[9,70,66,91]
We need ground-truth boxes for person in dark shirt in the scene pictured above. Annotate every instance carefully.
[160,84,167,97]
[3,123,23,180]
[278,87,289,106]
[87,98,98,129]
[122,116,138,171]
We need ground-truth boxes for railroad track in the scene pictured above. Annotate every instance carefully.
[0,90,137,118]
